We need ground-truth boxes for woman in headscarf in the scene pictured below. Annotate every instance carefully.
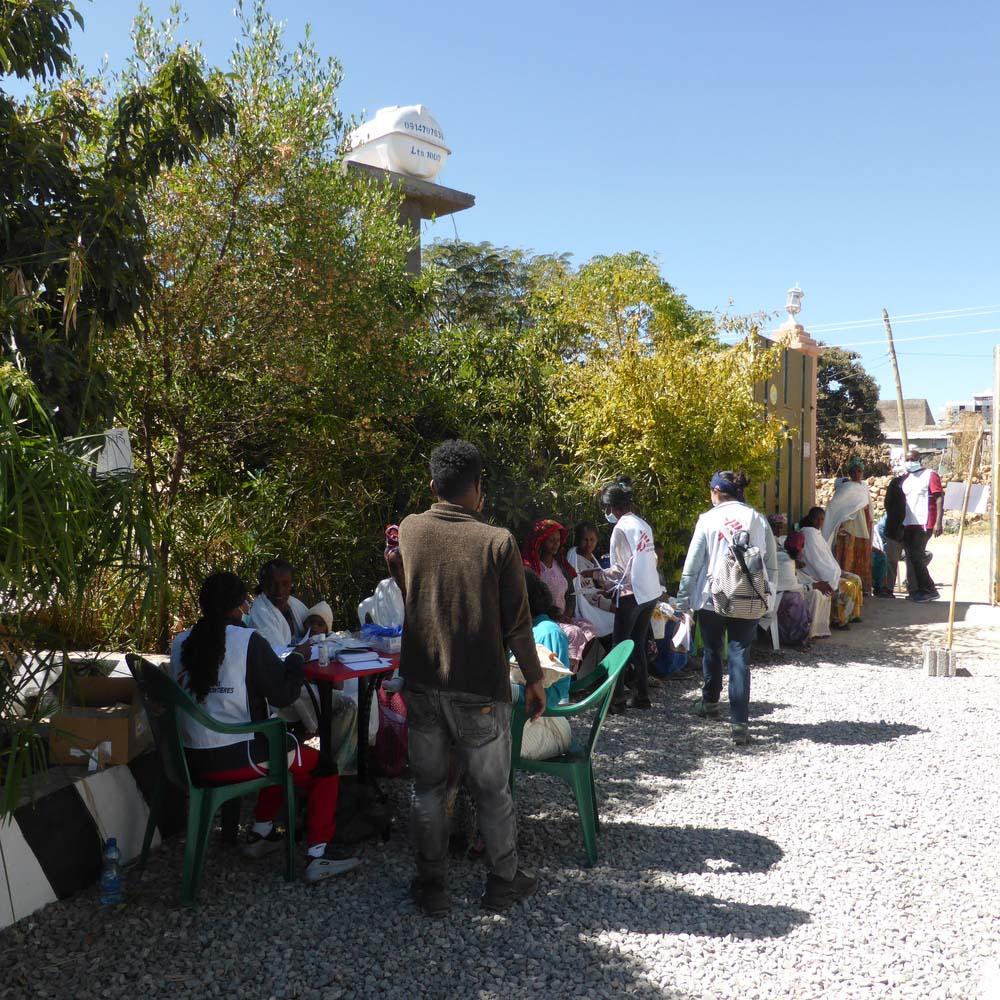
[766,514,813,649]
[783,529,832,639]
[798,507,863,628]
[823,458,874,595]
[521,519,599,671]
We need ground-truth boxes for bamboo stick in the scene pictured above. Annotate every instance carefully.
[947,428,984,649]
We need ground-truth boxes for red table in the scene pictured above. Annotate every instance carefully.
[305,653,399,783]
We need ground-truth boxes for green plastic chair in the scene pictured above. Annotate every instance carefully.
[127,655,296,905]
[510,639,633,867]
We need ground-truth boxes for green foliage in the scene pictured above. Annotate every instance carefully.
[0,0,234,430]
[562,336,786,568]
[547,251,717,353]
[0,0,227,813]
[423,240,573,337]
[816,347,884,474]
[0,361,158,815]
[97,2,422,644]
[410,322,579,537]
[0,0,81,78]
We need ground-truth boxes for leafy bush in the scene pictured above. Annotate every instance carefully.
[562,337,786,571]
[0,362,158,814]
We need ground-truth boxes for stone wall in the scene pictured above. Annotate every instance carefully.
[815,469,993,519]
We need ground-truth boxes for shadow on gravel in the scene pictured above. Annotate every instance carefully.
[521,815,786,876]
[528,870,810,941]
[755,717,925,746]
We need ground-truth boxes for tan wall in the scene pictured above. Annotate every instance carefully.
[757,345,817,521]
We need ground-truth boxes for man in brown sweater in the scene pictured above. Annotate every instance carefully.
[400,440,545,917]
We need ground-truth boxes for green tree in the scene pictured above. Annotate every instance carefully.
[0,0,231,813]
[0,362,157,815]
[98,3,421,646]
[816,347,885,474]
[563,333,786,568]
[548,251,717,354]
[1,0,235,430]
[423,240,573,337]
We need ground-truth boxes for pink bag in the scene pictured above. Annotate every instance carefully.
[371,685,408,778]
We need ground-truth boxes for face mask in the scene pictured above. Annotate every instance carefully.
[604,512,618,525]
[906,461,923,473]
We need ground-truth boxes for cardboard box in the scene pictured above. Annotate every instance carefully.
[48,676,153,767]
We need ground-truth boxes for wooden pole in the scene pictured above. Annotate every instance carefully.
[992,345,1000,605]
[883,308,909,455]
[947,427,983,649]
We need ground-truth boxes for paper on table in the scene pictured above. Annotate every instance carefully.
[337,650,382,664]
[339,656,392,671]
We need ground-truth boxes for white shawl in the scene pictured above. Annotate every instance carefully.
[247,592,310,650]
[823,480,871,543]
[800,526,841,589]
[372,578,405,627]
[565,547,616,637]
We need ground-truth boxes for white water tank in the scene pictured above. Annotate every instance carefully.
[345,105,451,182]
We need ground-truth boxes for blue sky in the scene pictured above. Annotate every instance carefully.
[42,1,1000,415]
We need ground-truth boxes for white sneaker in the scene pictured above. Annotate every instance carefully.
[303,848,362,883]
[242,828,285,859]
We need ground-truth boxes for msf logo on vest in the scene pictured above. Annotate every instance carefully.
[177,669,235,695]
[718,516,746,541]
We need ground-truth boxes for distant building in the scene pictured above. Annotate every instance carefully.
[941,392,993,428]
[876,398,951,452]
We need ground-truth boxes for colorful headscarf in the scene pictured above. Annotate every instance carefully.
[521,519,576,578]
[384,524,400,556]
[784,530,806,558]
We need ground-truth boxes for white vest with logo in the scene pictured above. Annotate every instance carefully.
[170,625,255,750]
[901,469,931,527]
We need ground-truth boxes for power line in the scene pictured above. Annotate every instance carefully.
[809,303,1000,333]
[836,325,1000,348]
[895,351,994,358]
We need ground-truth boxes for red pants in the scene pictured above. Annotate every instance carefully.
[202,746,339,848]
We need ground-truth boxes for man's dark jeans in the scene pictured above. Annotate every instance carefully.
[903,525,936,595]
[403,684,518,884]
[613,595,657,702]
[696,609,757,726]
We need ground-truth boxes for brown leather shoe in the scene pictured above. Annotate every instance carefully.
[481,869,538,912]
[410,877,452,917]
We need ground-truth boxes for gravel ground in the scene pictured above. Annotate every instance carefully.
[3,602,999,999]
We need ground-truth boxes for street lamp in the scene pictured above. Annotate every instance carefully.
[785,284,804,319]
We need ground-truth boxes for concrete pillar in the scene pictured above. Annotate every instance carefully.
[344,161,475,275]
[399,198,423,274]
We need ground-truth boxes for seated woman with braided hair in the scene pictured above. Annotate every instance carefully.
[170,572,360,883]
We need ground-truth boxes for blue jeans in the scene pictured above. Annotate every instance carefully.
[696,610,757,726]
[403,684,518,883]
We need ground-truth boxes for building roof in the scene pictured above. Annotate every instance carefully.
[876,398,935,432]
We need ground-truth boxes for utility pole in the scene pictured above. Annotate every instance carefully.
[992,344,1000,604]
[883,308,909,455]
